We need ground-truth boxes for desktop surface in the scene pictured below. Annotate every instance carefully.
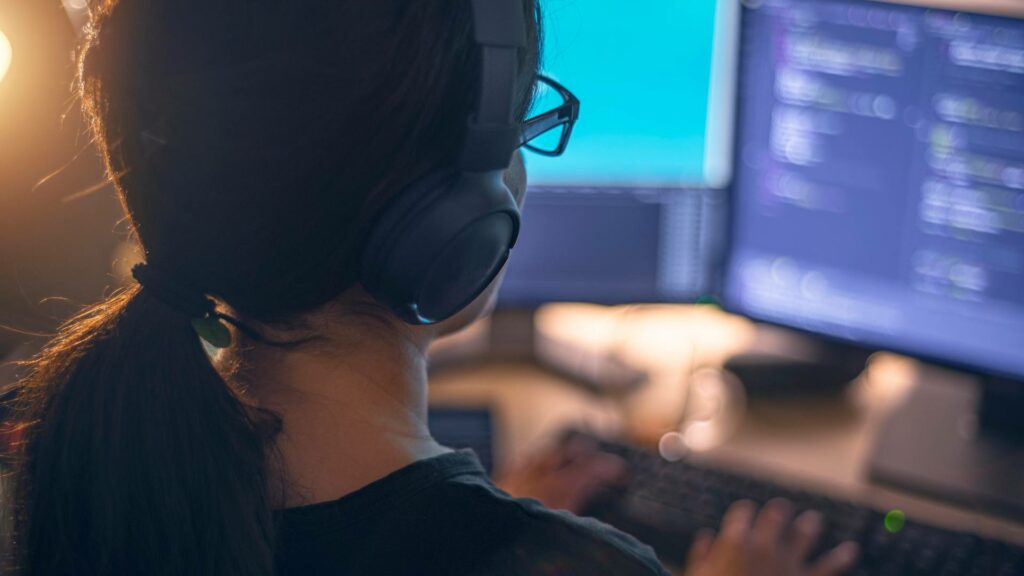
[724,0,1024,382]
[428,309,1024,566]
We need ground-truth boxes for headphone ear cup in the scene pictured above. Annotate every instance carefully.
[361,171,520,325]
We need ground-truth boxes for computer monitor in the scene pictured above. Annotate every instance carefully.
[724,0,1024,515]
[725,0,1024,386]
[500,0,741,306]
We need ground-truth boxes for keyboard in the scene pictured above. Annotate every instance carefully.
[574,433,1024,576]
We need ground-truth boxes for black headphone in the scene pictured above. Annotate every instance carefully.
[360,0,527,325]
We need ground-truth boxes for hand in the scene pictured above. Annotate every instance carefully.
[494,436,626,513]
[684,499,859,576]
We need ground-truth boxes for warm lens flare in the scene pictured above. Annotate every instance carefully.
[0,30,12,85]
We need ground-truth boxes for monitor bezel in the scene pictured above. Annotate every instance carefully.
[719,0,1024,383]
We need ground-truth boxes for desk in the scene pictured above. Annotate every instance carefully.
[429,304,1024,548]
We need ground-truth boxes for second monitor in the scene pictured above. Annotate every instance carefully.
[501,0,739,306]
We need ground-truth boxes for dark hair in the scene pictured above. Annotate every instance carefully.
[4,1,541,574]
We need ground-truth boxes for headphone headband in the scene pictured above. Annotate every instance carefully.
[360,0,527,325]
[460,0,527,172]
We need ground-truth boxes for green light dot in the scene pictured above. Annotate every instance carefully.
[696,295,720,308]
[884,509,906,534]
[192,317,232,349]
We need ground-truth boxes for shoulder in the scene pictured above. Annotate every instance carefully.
[446,474,670,576]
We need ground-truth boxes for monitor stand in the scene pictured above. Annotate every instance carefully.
[869,371,1024,521]
[428,308,648,396]
[723,324,873,398]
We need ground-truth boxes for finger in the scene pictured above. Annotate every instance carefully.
[715,499,756,552]
[686,529,715,567]
[534,443,574,473]
[559,436,600,467]
[522,437,597,477]
[750,499,794,560]
[788,510,824,561]
[808,542,860,576]
[560,452,626,484]
[589,453,627,484]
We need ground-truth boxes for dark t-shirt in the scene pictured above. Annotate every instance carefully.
[275,450,670,576]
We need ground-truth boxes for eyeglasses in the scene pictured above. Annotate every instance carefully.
[520,74,580,157]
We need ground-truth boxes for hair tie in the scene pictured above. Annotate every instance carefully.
[131,263,232,348]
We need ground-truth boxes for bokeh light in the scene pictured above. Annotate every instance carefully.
[0,30,12,85]
[884,509,906,534]
[63,0,93,38]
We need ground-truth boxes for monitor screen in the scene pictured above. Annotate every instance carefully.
[500,186,725,305]
[725,0,1024,380]
[500,1,738,305]
[525,0,739,188]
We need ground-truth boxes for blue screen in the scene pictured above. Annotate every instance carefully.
[498,1,735,305]
[525,0,729,187]
[725,0,1024,380]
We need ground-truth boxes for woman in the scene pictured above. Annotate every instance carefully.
[5,1,859,574]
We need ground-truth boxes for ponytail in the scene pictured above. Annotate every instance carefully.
[7,286,277,575]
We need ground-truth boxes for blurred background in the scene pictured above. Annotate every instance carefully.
[0,0,123,367]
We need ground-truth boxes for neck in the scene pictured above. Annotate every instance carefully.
[224,313,448,508]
